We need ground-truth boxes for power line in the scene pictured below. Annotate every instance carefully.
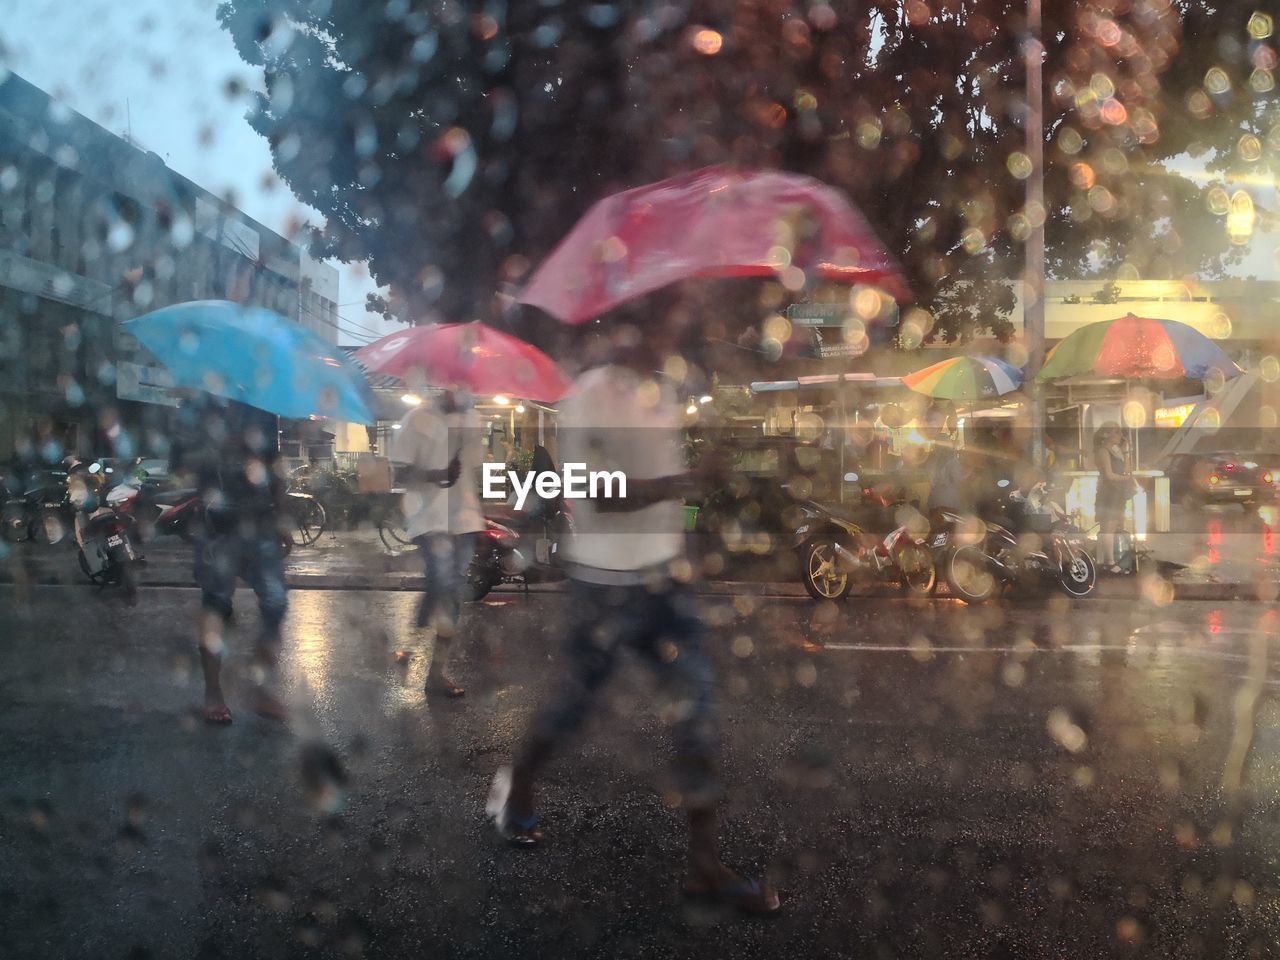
[297,299,376,344]
[330,310,387,339]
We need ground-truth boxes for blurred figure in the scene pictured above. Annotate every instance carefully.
[525,443,561,521]
[392,388,483,697]
[487,318,781,916]
[1093,424,1131,574]
[170,395,288,725]
[926,435,967,516]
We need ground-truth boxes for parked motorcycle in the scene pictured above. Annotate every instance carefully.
[793,496,936,601]
[464,503,573,601]
[137,486,204,541]
[2,467,74,544]
[75,472,145,603]
[934,485,1097,603]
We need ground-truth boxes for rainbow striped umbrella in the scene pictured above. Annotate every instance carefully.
[1037,314,1241,382]
[903,355,1023,402]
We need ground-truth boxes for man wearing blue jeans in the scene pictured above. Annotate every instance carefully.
[487,322,780,916]
[393,388,484,697]
[170,396,288,725]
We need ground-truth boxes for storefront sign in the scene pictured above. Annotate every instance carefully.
[1154,402,1197,428]
[787,303,849,326]
[116,361,182,407]
[811,327,867,359]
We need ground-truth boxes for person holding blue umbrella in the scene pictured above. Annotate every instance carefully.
[126,300,376,725]
[169,393,290,725]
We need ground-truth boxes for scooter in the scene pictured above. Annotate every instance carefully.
[464,503,574,601]
[75,474,145,603]
[935,485,1097,603]
[793,495,936,601]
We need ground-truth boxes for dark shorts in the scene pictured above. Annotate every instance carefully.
[193,533,288,633]
[524,577,721,809]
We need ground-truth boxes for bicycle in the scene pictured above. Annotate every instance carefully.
[287,491,327,547]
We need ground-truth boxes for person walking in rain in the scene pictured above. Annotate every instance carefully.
[486,317,781,916]
[169,395,289,725]
[392,388,484,697]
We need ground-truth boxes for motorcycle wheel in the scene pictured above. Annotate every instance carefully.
[36,508,68,546]
[2,504,29,543]
[1059,549,1097,598]
[77,546,101,584]
[802,538,852,601]
[462,557,497,602]
[896,542,937,597]
[292,498,326,546]
[945,545,998,604]
[121,561,141,606]
[175,516,195,543]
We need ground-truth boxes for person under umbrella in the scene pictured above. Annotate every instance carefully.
[126,300,376,726]
[486,306,781,916]
[169,394,290,725]
[391,388,485,698]
[1093,423,1134,575]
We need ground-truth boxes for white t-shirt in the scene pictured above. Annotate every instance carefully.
[560,365,686,578]
[391,403,485,537]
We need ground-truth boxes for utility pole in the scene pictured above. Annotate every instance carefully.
[1025,0,1046,467]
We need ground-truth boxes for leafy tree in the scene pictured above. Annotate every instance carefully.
[218,0,1273,345]
[1093,280,1121,305]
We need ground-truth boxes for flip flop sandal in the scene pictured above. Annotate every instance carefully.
[681,874,781,917]
[426,678,465,698]
[486,767,543,847]
[496,808,543,847]
[202,706,233,726]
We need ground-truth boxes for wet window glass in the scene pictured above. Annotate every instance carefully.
[3,0,1279,955]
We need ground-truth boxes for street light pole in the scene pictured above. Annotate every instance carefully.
[1025,0,1046,468]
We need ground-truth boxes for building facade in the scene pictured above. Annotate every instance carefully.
[0,71,338,465]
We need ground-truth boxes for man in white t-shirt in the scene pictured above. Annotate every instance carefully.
[486,321,780,916]
[392,389,485,697]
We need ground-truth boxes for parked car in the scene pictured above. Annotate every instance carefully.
[1164,452,1280,509]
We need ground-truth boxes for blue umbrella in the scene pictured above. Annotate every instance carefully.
[123,300,376,424]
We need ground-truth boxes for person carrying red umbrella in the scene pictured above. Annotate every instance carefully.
[356,323,572,698]
[485,303,781,916]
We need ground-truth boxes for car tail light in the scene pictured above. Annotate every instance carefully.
[1208,474,1220,485]
[1265,472,1275,485]
[1225,462,1236,473]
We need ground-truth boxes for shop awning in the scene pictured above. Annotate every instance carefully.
[750,373,903,394]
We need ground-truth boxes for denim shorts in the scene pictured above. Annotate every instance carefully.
[413,532,476,630]
[193,533,288,633]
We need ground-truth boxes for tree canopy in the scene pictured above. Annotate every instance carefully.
[218,0,1276,345]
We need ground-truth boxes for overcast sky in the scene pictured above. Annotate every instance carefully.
[1,0,397,346]
[1,0,1275,345]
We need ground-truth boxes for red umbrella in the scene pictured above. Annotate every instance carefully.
[518,165,909,324]
[353,323,572,403]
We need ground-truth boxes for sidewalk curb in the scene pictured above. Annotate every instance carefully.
[0,566,1260,601]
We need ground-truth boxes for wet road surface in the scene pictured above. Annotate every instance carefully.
[3,587,1280,958]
